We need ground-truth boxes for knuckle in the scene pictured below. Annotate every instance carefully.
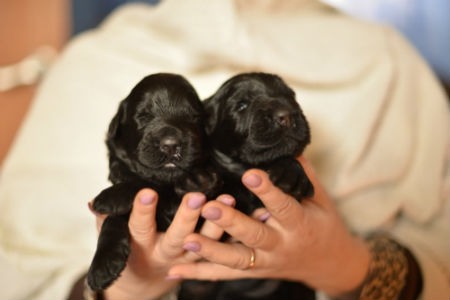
[128,221,154,238]
[233,253,250,270]
[270,196,294,218]
[201,249,214,261]
[165,238,182,251]
[245,226,266,248]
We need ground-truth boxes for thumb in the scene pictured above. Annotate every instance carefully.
[297,156,334,209]
[128,188,158,248]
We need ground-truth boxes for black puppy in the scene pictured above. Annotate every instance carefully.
[179,72,315,300]
[205,72,313,212]
[87,73,221,291]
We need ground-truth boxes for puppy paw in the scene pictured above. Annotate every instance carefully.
[87,244,129,291]
[296,175,314,200]
[175,167,223,198]
[92,183,140,215]
[267,158,314,201]
[87,215,131,291]
[92,193,129,215]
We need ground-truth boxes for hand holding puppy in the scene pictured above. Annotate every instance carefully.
[168,156,371,298]
[91,189,232,300]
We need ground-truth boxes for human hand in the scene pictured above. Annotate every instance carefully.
[90,189,234,300]
[168,157,371,298]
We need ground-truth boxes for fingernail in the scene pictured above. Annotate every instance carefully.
[187,193,206,209]
[243,174,262,188]
[166,274,182,280]
[140,193,155,205]
[218,195,234,206]
[183,241,201,252]
[202,207,222,220]
[259,212,271,222]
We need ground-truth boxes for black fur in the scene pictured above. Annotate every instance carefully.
[179,72,315,300]
[87,73,222,291]
[204,72,314,212]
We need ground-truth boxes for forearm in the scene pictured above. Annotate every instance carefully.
[0,0,69,165]
[0,0,69,64]
[321,236,371,298]
[328,233,422,300]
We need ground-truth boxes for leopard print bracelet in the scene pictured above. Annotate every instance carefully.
[359,234,409,300]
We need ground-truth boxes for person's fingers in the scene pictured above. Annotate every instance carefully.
[198,194,234,239]
[252,207,271,222]
[158,192,205,259]
[200,201,278,250]
[168,261,257,281]
[182,194,235,262]
[183,234,263,270]
[242,169,304,228]
[296,156,331,208]
[128,189,158,248]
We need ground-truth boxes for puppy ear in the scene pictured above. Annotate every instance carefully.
[106,99,132,180]
[203,96,219,135]
[107,99,128,141]
[203,79,235,135]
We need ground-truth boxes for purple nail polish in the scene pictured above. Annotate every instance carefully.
[243,174,262,188]
[166,274,182,280]
[183,241,201,252]
[140,193,154,205]
[187,193,205,209]
[202,207,222,220]
[218,195,235,206]
[259,212,271,222]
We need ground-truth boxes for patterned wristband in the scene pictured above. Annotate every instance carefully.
[359,234,409,300]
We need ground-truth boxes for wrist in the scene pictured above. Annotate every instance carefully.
[325,235,371,298]
[329,233,420,300]
[102,277,179,300]
[359,233,418,300]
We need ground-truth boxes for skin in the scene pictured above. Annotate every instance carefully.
[93,157,371,299]
[0,0,69,166]
[91,191,234,300]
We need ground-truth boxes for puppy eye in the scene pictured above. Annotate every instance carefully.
[236,101,249,112]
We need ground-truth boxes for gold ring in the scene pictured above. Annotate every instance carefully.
[248,248,256,269]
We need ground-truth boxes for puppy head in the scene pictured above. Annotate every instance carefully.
[204,72,310,165]
[107,73,206,184]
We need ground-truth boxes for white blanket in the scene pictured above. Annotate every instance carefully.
[0,0,449,299]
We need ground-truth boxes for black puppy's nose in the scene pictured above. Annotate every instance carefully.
[273,108,292,127]
[160,136,180,156]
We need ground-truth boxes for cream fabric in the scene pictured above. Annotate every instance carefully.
[0,0,449,299]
